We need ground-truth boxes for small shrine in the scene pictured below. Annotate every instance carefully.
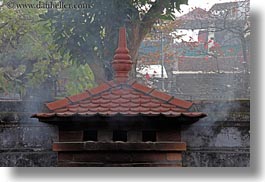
[33,27,206,167]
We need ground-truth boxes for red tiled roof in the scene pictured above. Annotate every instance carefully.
[33,27,206,120]
[180,8,209,20]
[33,80,206,119]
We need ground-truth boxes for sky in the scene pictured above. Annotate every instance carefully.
[175,0,241,16]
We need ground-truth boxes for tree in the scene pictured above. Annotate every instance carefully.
[0,2,50,97]
[41,0,189,83]
[208,0,250,73]
[0,2,95,99]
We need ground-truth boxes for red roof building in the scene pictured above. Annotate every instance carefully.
[181,8,209,20]
[33,27,206,167]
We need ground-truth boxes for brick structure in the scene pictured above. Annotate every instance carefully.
[32,27,206,167]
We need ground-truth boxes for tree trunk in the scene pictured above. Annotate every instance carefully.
[127,22,157,78]
[89,61,106,85]
[128,23,142,78]
[126,1,168,79]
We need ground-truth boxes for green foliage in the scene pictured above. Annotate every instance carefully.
[41,0,189,77]
[64,64,95,95]
[41,0,130,64]
[0,0,45,52]
[0,66,24,94]
[0,1,95,98]
[0,1,45,95]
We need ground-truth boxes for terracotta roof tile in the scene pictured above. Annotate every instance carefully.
[79,111,98,116]
[162,112,182,117]
[54,108,68,113]
[91,98,110,104]
[32,113,56,118]
[101,94,120,100]
[46,98,70,110]
[121,94,140,99]
[111,89,130,95]
[149,90,173,102]
[150,99,163,104]
[100,103,119,108]
[68,107,88,113]
[88,83,110,95]
[80,103,100,108]
[88,107,109,112]
[56,111,75,117]
[67,104,80,109]
[130,107,150,112]
[106,80,117,87]
[112,98,130,104]
[130,98,150,104]
[67,92,90,103]
[139,111,160,116]
[169,98,193,109]
[110,107,130,112]
[120,103,140,108]
[161,103,175,108]
[182,112,207,118]
[131,82,154,94]
[141,102,161,108]
[151,107,171,113]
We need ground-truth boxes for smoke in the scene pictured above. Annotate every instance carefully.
[169,71,250,124]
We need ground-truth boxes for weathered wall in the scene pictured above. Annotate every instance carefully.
[182,100,250,167]
[0,101,58,167]
[164,73,250,100]
[0,99,249,167]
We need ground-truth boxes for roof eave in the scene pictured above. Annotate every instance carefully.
[34,113,207,125]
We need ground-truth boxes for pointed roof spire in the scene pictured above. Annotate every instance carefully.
[112,27,133,83]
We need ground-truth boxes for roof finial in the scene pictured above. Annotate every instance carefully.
[112,27,133,83]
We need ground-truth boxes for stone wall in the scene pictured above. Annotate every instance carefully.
[164,73,249,100]
[182,100,250,167]
[0,101,57,167]
[0,99,249,167]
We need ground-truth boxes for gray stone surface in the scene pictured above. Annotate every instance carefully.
[182,126,250,148]
[0,101,58,167]
[166,73,249,100]
[0,125,58,149]
[182,152,250,167]
[0,152,57,167]
[181,100,250,167]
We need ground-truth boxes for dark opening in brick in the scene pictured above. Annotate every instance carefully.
[113,130,127,142]
[142,131,156,142]
[83,130,98,141]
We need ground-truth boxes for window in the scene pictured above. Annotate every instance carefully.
[113,130,127,142]
[142,131,156,142]
[83,130,97,141]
